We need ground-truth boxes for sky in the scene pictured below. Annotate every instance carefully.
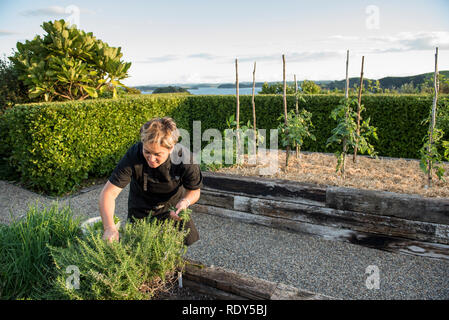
[1,0,449,86]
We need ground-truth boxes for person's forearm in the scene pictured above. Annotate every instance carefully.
[99,191,117,230]
[182,189,201,206]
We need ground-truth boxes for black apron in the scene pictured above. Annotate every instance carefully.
[126,150,200,246]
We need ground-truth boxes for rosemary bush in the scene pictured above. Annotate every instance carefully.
[48,217,188,300]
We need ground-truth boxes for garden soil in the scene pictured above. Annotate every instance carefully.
[213,151,449,198]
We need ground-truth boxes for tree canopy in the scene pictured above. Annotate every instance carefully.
[9,20,131,101]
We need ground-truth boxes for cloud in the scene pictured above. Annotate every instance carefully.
[376,31,449,50]
[328,35,360,41]
[328,31,449,54]
[20,6,66,16]
[20,6,95,17]
[135,54,181,63]
[136,53,224,64]
[187,53,220,60]
[238,51,343,63]
[0,30,18,37]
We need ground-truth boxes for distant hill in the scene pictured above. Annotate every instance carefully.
[152,86,190,94]
[133,71,449,92]
[321,71,449,91]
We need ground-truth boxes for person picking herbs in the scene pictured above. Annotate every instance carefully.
[98,117,202,245]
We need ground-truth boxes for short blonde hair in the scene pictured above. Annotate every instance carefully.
[140,117,179,149]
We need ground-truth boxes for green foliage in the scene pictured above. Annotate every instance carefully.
[2,94,448,195]
[89,216,120,233]
[1,95,186,196]
[277,109,316,151]
[420,74,449,94]
[48,217,187,300]
[326,98,378,174]
[9,19,131,102]
[399,81,419,94]
[259,82,296,94]
[0,55,30,114]
[0,202,82,299]
[419,102,449,182]
[300,80,321,94]
[169,206,192,223]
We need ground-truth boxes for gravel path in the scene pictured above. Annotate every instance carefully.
[1,180,448,300]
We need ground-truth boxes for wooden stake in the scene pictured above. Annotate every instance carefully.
[282,54,290,170]
[342,50,349,177]
[252,61,257,143]
[345,50,349,99]
[295,74,299,159]
[235,58,241,164]
[427,47,439,188]
[295,74,299,114]
[353,56,365,163]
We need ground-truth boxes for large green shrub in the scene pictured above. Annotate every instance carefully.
[9,20,131,101]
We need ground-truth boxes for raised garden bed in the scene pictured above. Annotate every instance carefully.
[193,171,449,261]
[182,260,332,300]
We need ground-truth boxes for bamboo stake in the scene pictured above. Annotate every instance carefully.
[235,58,241,164]
[353,56,365,163]
[252,61,257,144]
[282,54,290,170]
[295,74,299,114]
[342,50,349,177]
[427,47,439,188]
[295,74,299,158]
[345,50,349,99]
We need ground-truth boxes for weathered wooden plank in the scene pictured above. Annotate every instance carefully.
[182,279,247,300]
[326,186,449,225]
[201,171,449,226]
[197,190,234,210]
[183,259,333,300]
[199,188,325,210]
[197,190,448,244]
[184,259,277,299]
[231,194,448,244]
[202,171,327,203]
[271,283,333,300]
[192,204,449,261]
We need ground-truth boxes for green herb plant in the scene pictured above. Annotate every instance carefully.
[88,215,120,234]
[0,202,82,299]
[48,217,187,300]
[169,206,192,223]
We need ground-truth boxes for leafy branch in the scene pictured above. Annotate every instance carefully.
[326,98,378,176]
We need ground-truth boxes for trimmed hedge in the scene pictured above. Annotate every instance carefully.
[1,95,189,195]
[1,94,448,195]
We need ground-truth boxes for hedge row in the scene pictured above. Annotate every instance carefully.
[1,95,188,195]
[1,94,448,195]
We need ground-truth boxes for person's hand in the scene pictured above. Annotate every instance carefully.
[103,226,119,243]
[169,199,189,221]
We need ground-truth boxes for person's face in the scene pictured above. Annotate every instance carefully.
[142,142,173,168]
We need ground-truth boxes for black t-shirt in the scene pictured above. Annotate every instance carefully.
[108,142,203,219]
